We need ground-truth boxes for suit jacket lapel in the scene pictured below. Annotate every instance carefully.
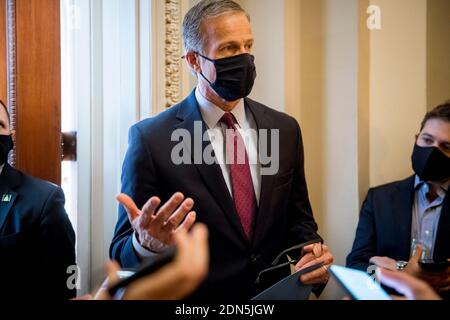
[245,99,276,250]
[0,164,20,232]
[175,91,249,245]
[433,192,450,261]
[392,176,415,260]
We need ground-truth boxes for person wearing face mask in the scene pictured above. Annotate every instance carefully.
[0,101,76,300]
[110,0,333,301]
[347,101,450,298]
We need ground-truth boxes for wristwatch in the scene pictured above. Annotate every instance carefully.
[396,261,408,271]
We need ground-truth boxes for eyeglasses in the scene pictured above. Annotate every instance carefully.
[255,239,323,284]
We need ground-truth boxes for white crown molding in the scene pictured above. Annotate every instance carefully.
[152,0,193,115]
[6,0,17,166]
[165,0,182,108]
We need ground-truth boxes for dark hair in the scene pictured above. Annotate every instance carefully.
[183,0,250,53]
[420,101,450,131]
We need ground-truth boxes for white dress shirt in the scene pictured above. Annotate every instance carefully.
[132,88,262,259]
[195,88,261,204]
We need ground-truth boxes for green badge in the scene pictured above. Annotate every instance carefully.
[1,194,12,202]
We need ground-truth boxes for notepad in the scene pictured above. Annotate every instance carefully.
[252,263,324,300]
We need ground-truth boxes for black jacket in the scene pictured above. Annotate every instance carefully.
[347,176,450,271]
[0,164,76,300]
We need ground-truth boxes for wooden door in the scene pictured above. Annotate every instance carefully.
[0,0,61,185]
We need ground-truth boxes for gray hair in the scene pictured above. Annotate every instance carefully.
[182,0,250,53]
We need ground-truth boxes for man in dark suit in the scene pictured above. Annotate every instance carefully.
[347,102,450,297]
[0,101,76,300]
[111,0,333,300]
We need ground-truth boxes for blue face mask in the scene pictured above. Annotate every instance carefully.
[0,134,13,165]
[197,53,257,101]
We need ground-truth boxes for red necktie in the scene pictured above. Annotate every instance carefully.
[220,113,257,240]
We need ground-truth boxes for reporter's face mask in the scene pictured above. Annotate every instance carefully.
[0,134,13,165]
[197,53,257,102]
[412,144,450,182]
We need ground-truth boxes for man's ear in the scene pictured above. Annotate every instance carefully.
[185,51,201,73]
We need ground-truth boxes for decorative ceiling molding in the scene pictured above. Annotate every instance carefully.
[165,0,182,108]
[6,0,16,166]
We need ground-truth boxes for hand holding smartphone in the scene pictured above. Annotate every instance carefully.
[329,265,392,300]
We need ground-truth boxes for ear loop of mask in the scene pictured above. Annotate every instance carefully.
[195,52,215,86]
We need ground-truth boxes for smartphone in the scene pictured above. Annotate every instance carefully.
[419,260,450,272]
[329,265,392,300]
[108,246,177,297]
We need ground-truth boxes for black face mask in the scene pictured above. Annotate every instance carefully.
[412,145,450,182]
[197,53,257,101]
[0,134,13,166]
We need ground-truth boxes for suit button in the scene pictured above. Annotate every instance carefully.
[251,255,258,263]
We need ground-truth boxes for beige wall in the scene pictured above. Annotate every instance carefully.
[369,0,427,187]
[427,0,450,110]
[284,0,361,299]
[285,0,325,232]
[358,0,371,204]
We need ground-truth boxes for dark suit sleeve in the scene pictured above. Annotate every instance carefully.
[110,124,159,268]
[38,187,76,300]
[346,189,377,271]
[287,120,321,249]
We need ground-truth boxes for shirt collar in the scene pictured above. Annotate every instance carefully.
[415,175,450,194]
[0,163,4,175]
[195,87,246,129]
